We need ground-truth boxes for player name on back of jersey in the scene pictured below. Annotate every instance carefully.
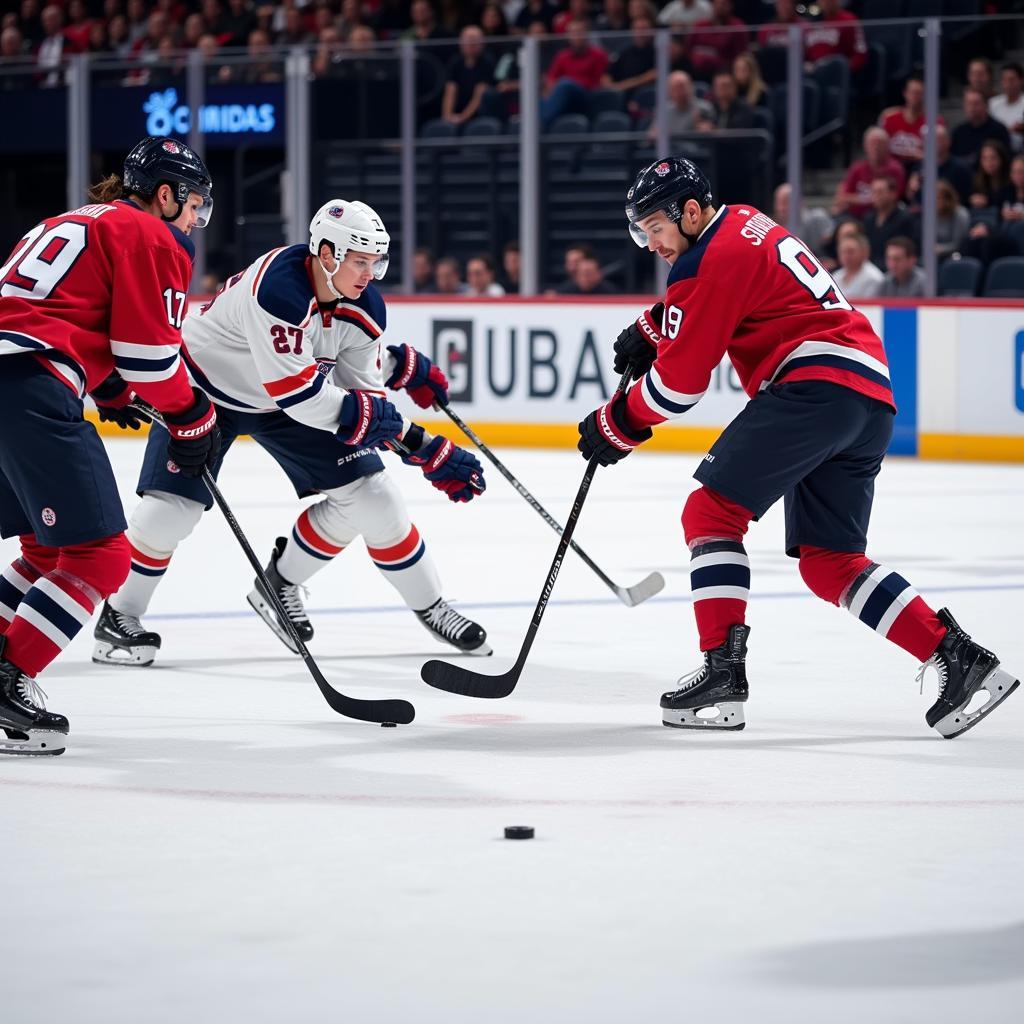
[68,204,117,221]
[738,209,777,247]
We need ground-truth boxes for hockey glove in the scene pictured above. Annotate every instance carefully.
[91,373,151,431]
[613,302,665,380]
[401,434,486,503]
[338,389,405,448]
[164,389,221,478]
[578,391,652,466]
[385,344,450,408]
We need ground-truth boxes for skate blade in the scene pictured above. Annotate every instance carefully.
[662,702,746,730]
[1,726,66,756]
[246,590,301,655]
[933,669,1019,739]
[465,640,493,657]
[91,640,158,667]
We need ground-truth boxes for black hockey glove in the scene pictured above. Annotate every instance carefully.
[164,389,221,478]
[400,427,486,503]
[91,373,151,431]
[613,301,665,380]
[337,390,405,448]
[578,391,652,467]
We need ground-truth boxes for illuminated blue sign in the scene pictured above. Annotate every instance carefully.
[1016,331,1024,413]
[143,88,276,137]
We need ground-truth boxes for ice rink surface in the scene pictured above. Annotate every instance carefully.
[2,437,1023,1023]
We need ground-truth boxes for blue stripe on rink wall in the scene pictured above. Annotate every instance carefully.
[882,307,918,456]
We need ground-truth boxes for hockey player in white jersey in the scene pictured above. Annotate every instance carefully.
[93,200,491,664]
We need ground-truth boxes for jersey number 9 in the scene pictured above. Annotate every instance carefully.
[776,236,853,312]
[0,223,88,301]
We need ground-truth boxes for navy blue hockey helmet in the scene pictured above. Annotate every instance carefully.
[625,157,712,247]
[123,136,214,227]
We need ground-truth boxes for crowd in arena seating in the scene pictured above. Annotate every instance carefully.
[2,1,1023,295]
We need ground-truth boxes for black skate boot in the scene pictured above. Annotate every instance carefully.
[0,638,68,756]
[247,537,314,654]
[661,624,750,730]
[415,598,492,656]
[918,608,1019,739]
[92,601,162,666]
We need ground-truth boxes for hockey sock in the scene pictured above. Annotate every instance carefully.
[0,537,62,631]
[109,535,174,617]
[4,534,130,676]
[277,506,347,586]
[689,540,751,651]
[799,547,946,662]
[366,524,442,611]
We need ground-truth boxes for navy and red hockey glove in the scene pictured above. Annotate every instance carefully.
[578,391,652,466]
[401,432,486,503]
[90,373,151,431]
[338,389,405,448]
[385,344,450,409]
[612,301,665,380]
[164,389,221,478]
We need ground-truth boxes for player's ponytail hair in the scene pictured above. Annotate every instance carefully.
[86,174,125,203]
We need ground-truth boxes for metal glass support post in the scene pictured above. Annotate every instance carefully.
[67,54,90,211]
[400,40,416,295]
[654,28,671,295]
[785,25,803,236]
[284,46,311,248]
[922,18,940,297]
[519,36,540,296]
[187,49,207,288]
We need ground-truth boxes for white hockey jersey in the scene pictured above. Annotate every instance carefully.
[182,244,401,432]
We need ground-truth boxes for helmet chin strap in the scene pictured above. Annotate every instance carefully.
[318,256,346,301]
[676,219,700,248]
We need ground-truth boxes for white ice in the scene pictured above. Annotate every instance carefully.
[2,438,1023,1023]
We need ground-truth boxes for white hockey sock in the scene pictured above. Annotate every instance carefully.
[277,506,347,586]
[366,524,442,612]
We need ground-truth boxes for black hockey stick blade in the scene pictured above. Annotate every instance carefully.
[420,654,521,700]
[132,403,415,726]
[438,403,665,607]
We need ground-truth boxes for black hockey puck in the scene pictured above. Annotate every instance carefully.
[504,826,534,840]
[380,722,397,728]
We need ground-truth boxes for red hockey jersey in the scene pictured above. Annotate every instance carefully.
[0,199,196,413]
[624,204,895,430]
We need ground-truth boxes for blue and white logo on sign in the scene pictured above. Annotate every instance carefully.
[143,88,277,137]
[1015,331,1024,413]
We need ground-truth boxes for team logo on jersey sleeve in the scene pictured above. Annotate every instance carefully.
[40,508,56,527]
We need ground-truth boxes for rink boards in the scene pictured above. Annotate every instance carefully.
[105,295,1023,463]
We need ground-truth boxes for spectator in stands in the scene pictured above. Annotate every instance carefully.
[833,126,906,219]
[773,183,832,259]
[514,0,558,34]
[658,0,712,28]
[442,25,494,126]
[17,0,43,49]
[125,0,148,48]
[540,20,609,128]
[804,0,866,75]
[997,154,1024,223]
[107,14,132,58]
[951,87,1012,166]
[833,230,883,300]
[435,256,468,295]
[372,0,411,40]
[596,0,629,34]
[406,1,451,46]
[906,124,973,210]
[466,254,506,296]
[63,0,92,53]
[561,255,616,295]
[240,27,282,82]
[551,242,595,293]
[479,3,513,58]
[0,26,30,83]
[200,0,226,40]
[685,0,748,82]
[197,32,229,82]
[36,5,67,87]
[278,6,312,46]
[222,0,257,47]
[935,179,970,263]
[989,62,1024,152]
[697,69,754,131]
[312,25,344,78]
[659,69,713,137]
[601,13,656,94]
[1,25,26,58]
[862,174,916,266]
[554,0,592,34]
[501,241,520,293]
[970,140,1011,209]
[182,13,206,50]
[822,215,867,272]
[880,236,926,297]
[413,247,436,293]
[733,52,765,108]
[966,57,994,101]
[757,0,800,53]
[337,0,370,40]
[879,75,943,167]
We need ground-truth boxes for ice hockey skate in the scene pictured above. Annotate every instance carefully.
[0,638,68,756]
[416,598,491,656]
[247,537,315,654]
[661,624,749,730]
[92,601,162,667]
[917,609,1020,739]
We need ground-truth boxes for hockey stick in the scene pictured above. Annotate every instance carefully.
[419,366,635,699]
[435,403,664,607]
[131,403,415,726]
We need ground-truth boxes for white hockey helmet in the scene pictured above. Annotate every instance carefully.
[308,199,390,281]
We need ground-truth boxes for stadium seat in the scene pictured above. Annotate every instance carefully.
[586,89,626,116]
[546,113,590,135]
[937,256,983,297]
[420,118,458,139]
[463,116,504,138]
[860,0,905,19]
[969,208,999,231]
[591,110,631,133]
[1005,219,1024,255]
[983,256,1024,298]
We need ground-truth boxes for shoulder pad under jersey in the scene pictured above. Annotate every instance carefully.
[254,244,316,326]
[335,281,387,339]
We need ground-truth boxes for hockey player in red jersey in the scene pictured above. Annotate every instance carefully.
[0,136,219,755]
[578,157,1019,738]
